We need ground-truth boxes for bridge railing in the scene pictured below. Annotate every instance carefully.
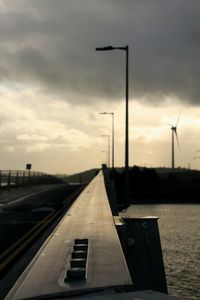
[0,170,63,188]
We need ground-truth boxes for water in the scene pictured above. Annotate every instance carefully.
[124,204,200,300]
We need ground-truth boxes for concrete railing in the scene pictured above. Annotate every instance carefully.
[0,170,63,188]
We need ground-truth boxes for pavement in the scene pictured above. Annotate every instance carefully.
[0,184,63,207]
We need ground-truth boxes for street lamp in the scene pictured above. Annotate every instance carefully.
[99,112,114,169]
[96,45,129,206]
[101,134,111,168]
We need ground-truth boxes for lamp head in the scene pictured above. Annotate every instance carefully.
[96,46,114,51]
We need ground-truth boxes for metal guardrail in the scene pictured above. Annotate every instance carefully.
[0,170,62,188]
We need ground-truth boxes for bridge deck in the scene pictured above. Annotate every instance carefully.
[6,171,132,299]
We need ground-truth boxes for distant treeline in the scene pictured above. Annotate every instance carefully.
[112,166,200,204]
[62,168,99,184]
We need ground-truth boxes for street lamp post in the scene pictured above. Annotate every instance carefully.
[96,45,129,206]
[99,112,114,169]
[101,134,110,168]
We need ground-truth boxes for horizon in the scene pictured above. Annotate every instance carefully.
[57,165,200,177]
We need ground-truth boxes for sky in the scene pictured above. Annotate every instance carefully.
[1,0,200,174]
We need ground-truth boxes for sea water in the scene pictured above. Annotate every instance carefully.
[123,204,200,300]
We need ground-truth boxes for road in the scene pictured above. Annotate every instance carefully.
[0,183,83,299]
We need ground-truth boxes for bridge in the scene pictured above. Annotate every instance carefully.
[0,168,183,299]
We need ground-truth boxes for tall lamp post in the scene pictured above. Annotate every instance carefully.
[99,112,114,169]
[101,134,111,168]
[96,45,129,206]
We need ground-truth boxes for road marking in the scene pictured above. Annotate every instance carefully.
[0,210,57,272]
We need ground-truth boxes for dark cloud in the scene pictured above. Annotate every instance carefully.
[0,0,200,105]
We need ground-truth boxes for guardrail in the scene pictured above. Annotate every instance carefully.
[0,170,63,188]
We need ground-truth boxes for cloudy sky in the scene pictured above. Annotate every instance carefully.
[1,0,200,174]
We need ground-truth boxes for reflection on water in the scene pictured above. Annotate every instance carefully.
[124,204,200,300]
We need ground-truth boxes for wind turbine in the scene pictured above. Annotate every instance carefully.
[168,113,181,171]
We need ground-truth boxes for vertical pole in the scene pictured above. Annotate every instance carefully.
[124,45,129,206]
[15,171,19,187]
[22,172,25,186]
[28,170,31,184]
[112,113,114,169]
[172,129,174,170]
[37,172,39,184]
[8,171,11,187]
[108,135,110,168]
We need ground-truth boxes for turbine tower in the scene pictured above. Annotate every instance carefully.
[169,113,181,171]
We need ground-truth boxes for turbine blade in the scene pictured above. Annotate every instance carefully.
[168,123,173,128]
[175,129,180,151]
[176,111,182,128]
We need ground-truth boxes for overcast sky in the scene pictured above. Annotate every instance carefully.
[1,0,200,174]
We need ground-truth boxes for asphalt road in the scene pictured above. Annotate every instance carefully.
[0,183,83,299]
